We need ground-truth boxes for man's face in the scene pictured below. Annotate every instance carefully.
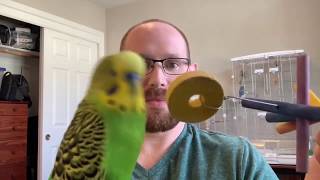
[122,22,196,132]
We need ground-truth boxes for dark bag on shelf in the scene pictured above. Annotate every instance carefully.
[0,72,32,107]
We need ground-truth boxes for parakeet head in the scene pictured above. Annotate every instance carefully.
[86,51,146,112]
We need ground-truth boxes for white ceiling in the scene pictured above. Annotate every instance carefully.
[88,0,141,8]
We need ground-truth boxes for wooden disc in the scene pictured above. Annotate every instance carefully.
[166,71,224,123]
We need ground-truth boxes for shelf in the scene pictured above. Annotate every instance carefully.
[0,44,39,58]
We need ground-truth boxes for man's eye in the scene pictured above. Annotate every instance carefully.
[165,62,180,69]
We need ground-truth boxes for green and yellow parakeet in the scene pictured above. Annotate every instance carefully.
[50,51,146,180]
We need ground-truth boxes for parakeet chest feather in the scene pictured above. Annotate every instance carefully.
[101,102,146,180]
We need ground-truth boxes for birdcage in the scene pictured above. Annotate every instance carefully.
[199,50,311,168]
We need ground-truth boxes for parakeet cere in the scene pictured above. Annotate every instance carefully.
[50,51,147,180]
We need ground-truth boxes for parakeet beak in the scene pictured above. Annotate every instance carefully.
[126,72,141,94]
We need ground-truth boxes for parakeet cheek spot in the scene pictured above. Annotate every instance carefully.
[107,85,118,95]
[119,104,127,112]
[107,99,116,106]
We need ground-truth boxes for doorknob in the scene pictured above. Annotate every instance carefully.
[45,134,51,141]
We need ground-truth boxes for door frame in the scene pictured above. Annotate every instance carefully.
[0,1,104,179]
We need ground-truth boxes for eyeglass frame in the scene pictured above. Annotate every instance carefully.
[143,57,191,75]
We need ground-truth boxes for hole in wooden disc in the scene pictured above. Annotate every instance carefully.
[188,94,205,108]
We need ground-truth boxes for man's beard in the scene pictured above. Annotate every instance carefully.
[146,108,178,133]
[145,87,179,133]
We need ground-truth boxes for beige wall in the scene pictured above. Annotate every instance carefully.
[13,0,106,32]
[106,0,320,96]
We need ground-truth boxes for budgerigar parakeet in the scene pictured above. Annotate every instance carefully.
[50,51,146,180]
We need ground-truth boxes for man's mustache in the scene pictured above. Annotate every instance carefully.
[145,88,166,101]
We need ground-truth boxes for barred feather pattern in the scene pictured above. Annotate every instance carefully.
[51,100,106,180]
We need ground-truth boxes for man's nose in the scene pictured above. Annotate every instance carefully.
[146,63,167,88]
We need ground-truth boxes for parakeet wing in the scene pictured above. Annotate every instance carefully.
[51,100,106,180]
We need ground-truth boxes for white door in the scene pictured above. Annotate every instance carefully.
[39,28,98,180]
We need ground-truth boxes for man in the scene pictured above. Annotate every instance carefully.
[120,19,278,179]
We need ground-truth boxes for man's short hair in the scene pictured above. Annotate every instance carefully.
[120,19,191,59]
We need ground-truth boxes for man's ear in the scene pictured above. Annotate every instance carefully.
[189,63,198,71]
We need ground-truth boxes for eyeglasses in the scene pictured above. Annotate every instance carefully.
[144,57,190,75]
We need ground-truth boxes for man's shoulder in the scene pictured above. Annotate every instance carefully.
[187,124,247,143]
[185,123,249,148]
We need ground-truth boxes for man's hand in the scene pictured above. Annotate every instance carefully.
[314,131,320,164]
[305,131,320,180]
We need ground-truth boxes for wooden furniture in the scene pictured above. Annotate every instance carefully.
[0,44,39,57]
[0,101,28,180]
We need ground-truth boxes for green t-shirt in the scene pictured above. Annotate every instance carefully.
[132,124,279,180]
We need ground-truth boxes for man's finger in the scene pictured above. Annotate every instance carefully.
[315,131,320,164]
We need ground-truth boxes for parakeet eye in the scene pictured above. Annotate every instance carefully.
[107,99,116,105]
